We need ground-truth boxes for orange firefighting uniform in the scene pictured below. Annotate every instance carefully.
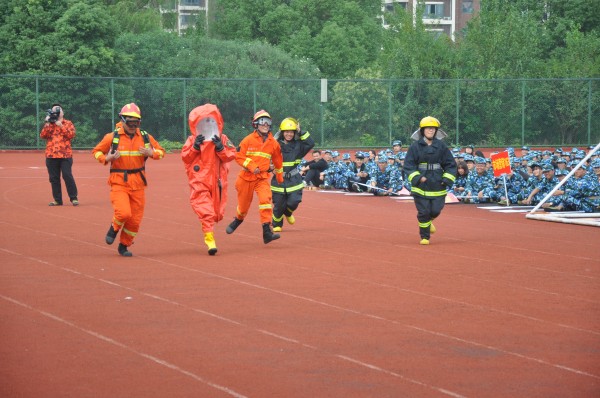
[92,122,165,247]
[181,105,236,233]
[234,130,284,224]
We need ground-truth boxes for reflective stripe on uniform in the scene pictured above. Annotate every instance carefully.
[118,151,144,157]
[243,158,252,168]
[408,171,421,181]
[443,172,456,181]
[300,131,310,140]
[122,228,137,237]
[258,203,272,210]
[246,151,272,160]
[271,183,304,193]
[410,187,447,197]
[94,151,103,160]
[272,214,284,222]
[418,220,432,228]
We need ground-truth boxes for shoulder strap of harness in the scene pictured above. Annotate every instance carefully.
[111,129,152,155]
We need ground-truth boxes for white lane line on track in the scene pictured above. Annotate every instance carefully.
[4,241,600,382]
[0,293,248,398]
[1,248,466,397]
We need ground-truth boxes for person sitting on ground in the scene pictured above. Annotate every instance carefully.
[452,161,469,196]
[546,165,600,213]
[347,152,370,192]
[464,157,495,203]
[367,155,402,196]
[301,149,328,188]
[517,161,545,205]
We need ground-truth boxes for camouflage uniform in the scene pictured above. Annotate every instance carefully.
[367,156,403,195]
[464,159,495,203]
[551,168,600,212]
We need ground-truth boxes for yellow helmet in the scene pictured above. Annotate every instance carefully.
[419,116,440,129]
[279,117,298,131]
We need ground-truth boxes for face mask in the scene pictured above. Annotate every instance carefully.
[196,117,219,139]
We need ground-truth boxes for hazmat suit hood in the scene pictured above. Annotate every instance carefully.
[189,104,224,140]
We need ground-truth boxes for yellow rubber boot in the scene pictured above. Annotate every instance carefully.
[273,226,282,232]
[430,224,436,234]
[285,214,295,225]
[420,238,430,245]
[204,232,217,255]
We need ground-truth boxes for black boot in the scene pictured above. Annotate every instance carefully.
[226,217,243,234]
[105,224,118,245]
[118,243,132,257]
[262,223,280,244]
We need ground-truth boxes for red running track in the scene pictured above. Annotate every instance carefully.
[1,152,599,397]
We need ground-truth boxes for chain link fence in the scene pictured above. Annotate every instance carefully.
[1,75,598,150]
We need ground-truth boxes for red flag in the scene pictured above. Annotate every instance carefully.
[491,151,512,177]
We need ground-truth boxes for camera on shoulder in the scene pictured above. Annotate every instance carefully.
[46,108,60,123]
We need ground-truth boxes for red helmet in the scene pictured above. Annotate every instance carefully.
[119,103,141,119]
[252,109,272,130]
[252,109,271,122]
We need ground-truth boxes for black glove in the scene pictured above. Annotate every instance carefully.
[193,134,205,150]
[212,135,224,152]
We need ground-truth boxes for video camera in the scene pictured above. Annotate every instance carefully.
[46,107,60,123]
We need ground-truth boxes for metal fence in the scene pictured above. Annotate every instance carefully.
[1,75,598,150]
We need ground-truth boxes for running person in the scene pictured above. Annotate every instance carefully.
[92,103,165,256]
[271,117,315,232]
[403,116,456,245]
[226,110,284,244]
[182,104,236,255]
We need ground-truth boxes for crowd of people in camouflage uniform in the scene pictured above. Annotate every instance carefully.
[299,143,600,213]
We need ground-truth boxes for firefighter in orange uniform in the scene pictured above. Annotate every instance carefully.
[226,110,284,244]
[92,103,165,257]
[182,104,236,255]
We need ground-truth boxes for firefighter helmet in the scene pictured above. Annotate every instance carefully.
[251,109,272,130]
[279,117,298,132]
[119,103,141,119]
[419,116,440,129]
[411,116,447,140]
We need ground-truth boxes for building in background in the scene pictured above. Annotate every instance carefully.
[381,0,480,40]
[160,0,209,36]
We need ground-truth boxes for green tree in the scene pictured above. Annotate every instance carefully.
[211,0,383,77]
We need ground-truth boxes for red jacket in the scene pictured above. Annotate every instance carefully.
[181,104,236,222]
[235,131,283,182]
[40,120,75,158]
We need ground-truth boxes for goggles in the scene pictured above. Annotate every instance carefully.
[124,118,141,127]
[256,117,272,126]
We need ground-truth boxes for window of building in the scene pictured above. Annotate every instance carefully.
[181,0,202,6]
[383,1,407,13]
[180,13,198,28]
[424,3,444,19]
[462,1,473,14]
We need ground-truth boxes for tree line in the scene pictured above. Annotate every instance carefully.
[0,0,598,148]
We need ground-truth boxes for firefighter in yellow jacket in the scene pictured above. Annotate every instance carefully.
[226,110,284,244]
[92,103,165,256]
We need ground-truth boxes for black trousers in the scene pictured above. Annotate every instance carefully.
[414,195,445,239]
[46,157,78,204]
[304,169,322,187]
[272,189,303,227]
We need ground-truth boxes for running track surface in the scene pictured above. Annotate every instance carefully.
[1,152,599,398]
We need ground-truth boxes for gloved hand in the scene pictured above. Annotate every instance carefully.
[193,134,205,150]
[212,135,224,152]
[276,173,284,184]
